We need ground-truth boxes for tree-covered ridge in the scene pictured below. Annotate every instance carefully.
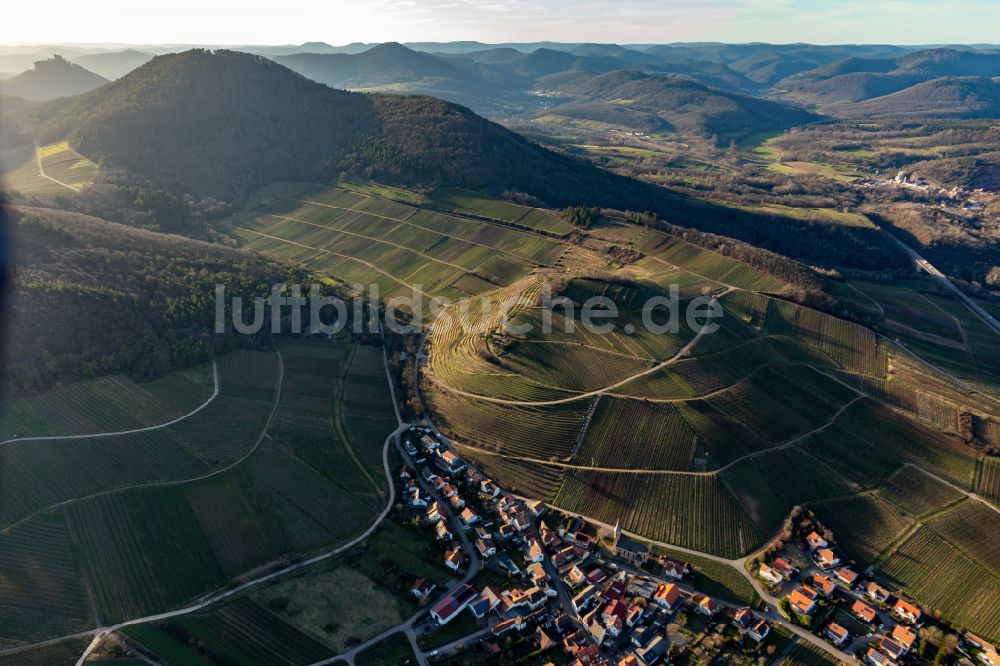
[4,205,297,394]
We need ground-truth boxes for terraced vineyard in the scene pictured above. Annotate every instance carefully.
[878,527,1000,641]
[575,397,697,470]
[431,389,593,459]
[978,457,1000,505]
[231,185,568,316]
[0,351,278,528]
[810,494,914,564]
[553,470,760,557]
[0,512,92,647]
[0,364,214,440]
[0,336,398,647]
[634,230,785,292]
[876,466,964,516]
[926,500,1000,577]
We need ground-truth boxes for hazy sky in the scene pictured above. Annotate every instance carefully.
[1,0,998,45]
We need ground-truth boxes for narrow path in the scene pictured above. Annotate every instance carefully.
[332,344,385,498]
[430,287,734,406]
[35,146,79,193]
[454,395,864,477]
[71,423,404,666]
[901,462,1000,516]
[232,226,445,305]
[290,197,552,266]
[1,358,269,536]
[0,360,219,446]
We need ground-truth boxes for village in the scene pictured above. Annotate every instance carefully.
[392,425,1000,666]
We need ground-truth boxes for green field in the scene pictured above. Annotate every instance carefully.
[230,186,569,316]
[777,640,840,666]
[0,141,97,195]
[634,230,785,292]
[799,400,977,489]
[122,625,216,666]
[553,470,760,557]
[575,397,697,470]
[0,511,93,646]
[876,466,964,517]
[429,187,575,236]
[926,500,1000,577]
[878,527,1000,642]
[356,632,417,666]
[810,493,914,564]
[1,363,213,440]
[170,599,335,666]
[0,637,91,666]
[0,337,398,644]
[430,388,593,460]
[0,351,278,528]
[978,457,1000,505]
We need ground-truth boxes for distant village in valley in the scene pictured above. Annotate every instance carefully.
[390,426,998,666]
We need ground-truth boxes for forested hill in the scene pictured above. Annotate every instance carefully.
[3,205,298,395]
[0,54,108,102]
[533,70,816,135]
[17,49,905,271]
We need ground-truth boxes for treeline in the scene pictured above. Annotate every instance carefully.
[14,49,913,274]
[2,206,304,395]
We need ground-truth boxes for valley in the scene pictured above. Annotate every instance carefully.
[1,36,999,666]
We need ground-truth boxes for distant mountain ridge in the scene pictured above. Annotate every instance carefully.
[0,55,108,102]
[15,49,906,272]
[531,69,816,136]
[777,48,1000,108]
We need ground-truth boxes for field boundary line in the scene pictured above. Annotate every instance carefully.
[232,226,446,306]
[35,145,79,193]
[0,360,220,447]
[452,394,864,477]
[428,287,734,406]
[0,356,270,535]
[332,343,385,498]
[289,197,554,266]
[68,341,404,666]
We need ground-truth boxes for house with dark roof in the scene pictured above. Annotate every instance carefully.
[862,580,890,604]
[614,534,649,565]
[747,619,770,642]
[430,583,478,624]
[661,558,689,581]
[410,577,436,602]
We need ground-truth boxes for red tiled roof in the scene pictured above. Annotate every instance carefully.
[892,624,916,647]
[894,598,921,619]
[852,599,877,623]
[654,583,682,607]
[826,622,848,640]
